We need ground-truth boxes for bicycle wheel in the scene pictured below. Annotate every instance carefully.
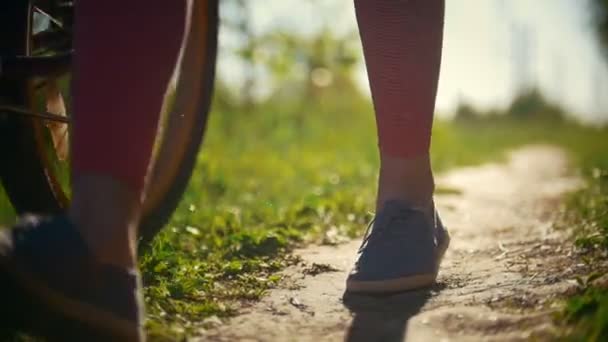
[0,0,218,246]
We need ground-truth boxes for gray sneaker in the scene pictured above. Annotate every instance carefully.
[346,200,450,293]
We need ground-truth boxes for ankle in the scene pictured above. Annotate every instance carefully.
[69,214,138,268]
[376,153,435,210]
[69,175,141,268]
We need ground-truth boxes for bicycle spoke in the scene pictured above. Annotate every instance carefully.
[0,104,70,123]
[33,6,66,32]
[45,78,69,160]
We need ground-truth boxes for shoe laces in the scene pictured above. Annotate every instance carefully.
[357,206,418,254]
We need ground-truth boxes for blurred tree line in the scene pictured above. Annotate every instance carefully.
[215,1,598,132]
[592,0,608,58]
[455,0,608,125]
[213,0,370,135]
[454,88,569,125]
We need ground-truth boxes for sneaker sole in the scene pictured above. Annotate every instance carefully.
[345,230,451,293]
[0,259,142,341]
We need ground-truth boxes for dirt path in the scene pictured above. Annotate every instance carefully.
[199,146,587,342]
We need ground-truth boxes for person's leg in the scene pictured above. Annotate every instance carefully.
[0,1,187,339]
[355,0,444,211]
[347,0,447,293]
[70,0,186,268]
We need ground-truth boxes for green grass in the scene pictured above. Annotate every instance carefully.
[140,93,382,339]
[0,186,15,223]
[559,286,608,341]
[1,89,607,339]
[138,96,608,339]
[553,146,608,341]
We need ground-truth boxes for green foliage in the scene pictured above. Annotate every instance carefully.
[507,89,565,121]
[217,0,362,111]
[549,115,608,341]
[592,0,608,58]
[559,287,608,341]
[569,169,608,251]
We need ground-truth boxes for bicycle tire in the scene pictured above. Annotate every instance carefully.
[140,0,218,245]
[0,0,218,247]
[0,2,65,215]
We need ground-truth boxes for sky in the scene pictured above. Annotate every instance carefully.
[218,0,608,123]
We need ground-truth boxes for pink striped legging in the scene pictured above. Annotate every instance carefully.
[71,0,444,194]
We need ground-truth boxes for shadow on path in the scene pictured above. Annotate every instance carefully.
[342,285,443,342]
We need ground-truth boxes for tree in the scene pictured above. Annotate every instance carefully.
[592,0,608,58]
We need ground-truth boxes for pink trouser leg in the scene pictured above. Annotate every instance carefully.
[354,0,444,158]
